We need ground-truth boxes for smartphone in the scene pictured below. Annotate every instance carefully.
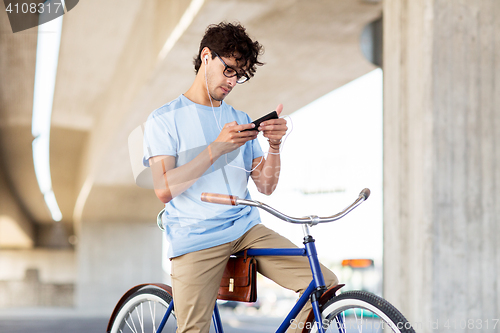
[242,111,278,131]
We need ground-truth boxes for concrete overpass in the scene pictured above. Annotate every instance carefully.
[0,0,382,311]
[1,0,499,330]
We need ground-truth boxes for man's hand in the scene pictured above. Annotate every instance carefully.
[250,104,286,195]
[211,121,258,157]
[258,104,287,145]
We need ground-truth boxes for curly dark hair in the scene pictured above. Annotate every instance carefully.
[193,22,264,78]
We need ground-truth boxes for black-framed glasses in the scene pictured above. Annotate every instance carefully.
[213,52,250,84]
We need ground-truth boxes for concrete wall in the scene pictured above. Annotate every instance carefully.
[0,249,75,307]
[76,217,163,313]
[383,0,499,331]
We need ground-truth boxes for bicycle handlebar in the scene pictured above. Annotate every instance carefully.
[201,188,370,225]
[200,193,238,206]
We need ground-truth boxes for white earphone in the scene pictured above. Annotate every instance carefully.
[202,50,290,173]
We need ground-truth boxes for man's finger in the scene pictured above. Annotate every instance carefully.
[260,117,286,128]
[236,129,259,139]
[224,121,238,128]
[275,104,283,116]
[234,134,258,144]
[259,123,287,132]
[237,122,257,132]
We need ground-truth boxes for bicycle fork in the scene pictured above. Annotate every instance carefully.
[303,224,327,333]
[274,225,328,333]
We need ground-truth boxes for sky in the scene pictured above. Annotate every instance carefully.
[248,68,383,265]
[162,68,383,274]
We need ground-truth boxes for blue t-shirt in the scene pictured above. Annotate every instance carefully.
[143,94,264,258]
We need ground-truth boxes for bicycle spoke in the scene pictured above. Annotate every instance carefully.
[109,287,175,333]
[317,292,414,333]
[136,303,144,333]
[131,308,140,333]
[375,316,381,333]
[360,309,363,333]
[353,308,360,332]
[125,312,137,333]
[149,300,156,333]
[333,313,345,333]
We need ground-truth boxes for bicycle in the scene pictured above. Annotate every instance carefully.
[107,188,415,333]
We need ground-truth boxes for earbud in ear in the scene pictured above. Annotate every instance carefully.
[204,55,208,63]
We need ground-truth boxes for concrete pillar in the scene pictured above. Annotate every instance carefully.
[77,215,162,313]
[383,0,499,331]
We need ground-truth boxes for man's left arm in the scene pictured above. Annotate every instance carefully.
[251,104,287,195]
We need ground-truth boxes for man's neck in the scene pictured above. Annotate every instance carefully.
[184,74,221,107]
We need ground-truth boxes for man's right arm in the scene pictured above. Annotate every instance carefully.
[149,121,257,203]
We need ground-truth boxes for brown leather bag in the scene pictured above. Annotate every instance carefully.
[217,251,257,302]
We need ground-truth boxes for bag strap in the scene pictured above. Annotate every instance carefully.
[243,249,248,262]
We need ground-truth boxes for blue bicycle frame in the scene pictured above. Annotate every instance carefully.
[151,189,372,333]
[156,230,330,333]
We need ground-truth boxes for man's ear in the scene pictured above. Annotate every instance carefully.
[201,47,211,64]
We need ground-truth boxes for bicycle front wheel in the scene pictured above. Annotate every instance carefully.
[310,291,415,333]
[109,285,177,333]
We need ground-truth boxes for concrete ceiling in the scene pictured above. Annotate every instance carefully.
[0,0,381,247]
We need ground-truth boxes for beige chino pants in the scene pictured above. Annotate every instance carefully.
[170,224,338,333]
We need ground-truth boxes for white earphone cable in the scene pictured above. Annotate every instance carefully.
[204,59,223,131]
[204,56,291,173]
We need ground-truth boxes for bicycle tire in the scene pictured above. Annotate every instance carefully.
[309,290,415,333]
[109,285,177,333]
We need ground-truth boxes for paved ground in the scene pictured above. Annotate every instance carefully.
[0,308,282,333]
[0,317,109,333]
[0,308,107,333]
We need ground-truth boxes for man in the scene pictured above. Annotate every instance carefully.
[143,22,338,333]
